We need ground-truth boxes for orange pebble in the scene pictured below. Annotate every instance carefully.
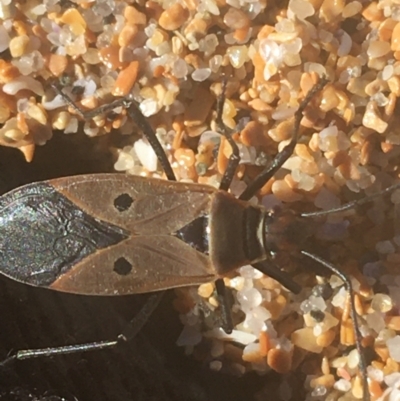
[259,331,271,357]
[112,61,140,97]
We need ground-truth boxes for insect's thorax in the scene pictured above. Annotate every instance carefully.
[208,191,267,276]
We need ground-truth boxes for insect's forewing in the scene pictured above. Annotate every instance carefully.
[0,174,217,295]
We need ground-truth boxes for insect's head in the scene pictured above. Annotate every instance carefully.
[262,206,317,257]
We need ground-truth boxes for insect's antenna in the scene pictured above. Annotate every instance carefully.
[301,181,400,218]
[301,251,370,401]
[53,85,177,182]
[239,76,329,201]
[0,292,164,365]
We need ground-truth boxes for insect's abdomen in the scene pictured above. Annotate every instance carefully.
[208,191,266,276]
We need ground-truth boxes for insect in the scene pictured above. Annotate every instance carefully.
[0,76,396,401]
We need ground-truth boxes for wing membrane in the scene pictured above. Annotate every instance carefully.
[50,235,217,295]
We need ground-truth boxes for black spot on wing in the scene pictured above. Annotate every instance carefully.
[0,182,129,287]
[113,257,132,275]
[175,216,209,254]
[114,193,134,212]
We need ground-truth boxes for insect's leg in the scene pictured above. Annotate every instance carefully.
[52,85,128,120]
[301,181,400,218]
[214,278,233,334]
[301,251,370,401]
[124,102,175,181]
[252,261,301,294]
[116,292,164,342]
[54,86,176,181]
[0,292,163,365]
[212,79,241,334]
[239,76,329,201]
[216,78,240,192]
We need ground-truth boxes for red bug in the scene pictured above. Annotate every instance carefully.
[2,77,396,401]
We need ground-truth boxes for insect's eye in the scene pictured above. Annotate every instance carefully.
[113,257,132,275]
[114,193,134,212]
